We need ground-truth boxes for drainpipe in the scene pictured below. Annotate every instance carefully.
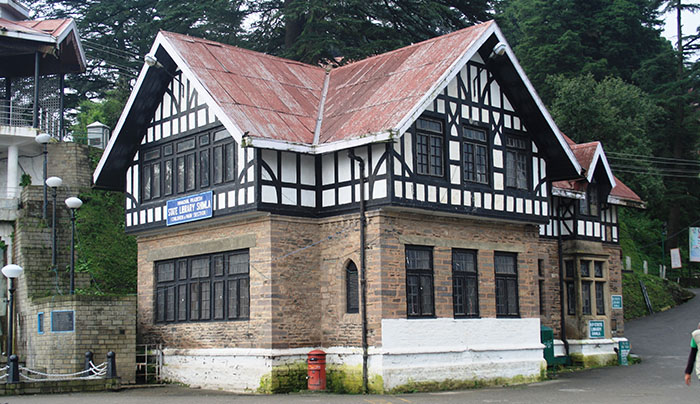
[33,51,40,128]
[348,150,368,394]
[59,74,65,140]
[556,199,570,359]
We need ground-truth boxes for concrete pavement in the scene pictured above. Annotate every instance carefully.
[6,290,700,403]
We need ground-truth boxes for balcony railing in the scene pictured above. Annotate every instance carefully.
[0,99,63,137]
[1,75,63,138]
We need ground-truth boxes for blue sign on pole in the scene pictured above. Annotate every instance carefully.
[166,191,213,226]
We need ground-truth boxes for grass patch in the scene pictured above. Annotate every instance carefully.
[622,272,694,320]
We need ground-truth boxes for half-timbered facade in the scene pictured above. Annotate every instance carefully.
[95,21,641,393]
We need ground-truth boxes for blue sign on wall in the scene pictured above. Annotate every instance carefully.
[166,191,213,226]
[611,295,623,310]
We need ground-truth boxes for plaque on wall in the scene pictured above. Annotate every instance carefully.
[51,310,75,332]
[166,191,213,226]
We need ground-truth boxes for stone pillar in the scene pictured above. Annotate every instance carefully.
[7,145,18,198]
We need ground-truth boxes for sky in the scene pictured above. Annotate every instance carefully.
[662,6,700,59]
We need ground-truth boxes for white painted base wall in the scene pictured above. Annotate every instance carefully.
[162,318,546,392]
[552,338,628,363]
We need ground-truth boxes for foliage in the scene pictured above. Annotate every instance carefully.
[75,148,136,295]
[622,271,694,319]
[19,173,32,187]
[245,0,492,65]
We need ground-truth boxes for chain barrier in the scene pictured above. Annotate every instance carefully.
[13,361,108,382]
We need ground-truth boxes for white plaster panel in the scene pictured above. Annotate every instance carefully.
[439,187,448,204]
[281,187,297,205]
[490,81,501,108]
[462,105,469,120]
[594,222,601,238]
[586,221,593,236]
[373,179,387,199]
[322,154,335,185]
[471,106,479,121]
[447,76,458,98]
[506,196,514,212]
[474,192,482,208]
[405,182,414,200]
[394,157,402,176]
[464,190,472,206]
[427,186,437,203]
[494,134,501,146]
[338,186,352,205]
[372,144,386,175]
[516,198,523,214]
[405,134,413,172]
[301,190,315,207]
[481,108,489,123]
[322,189,335,207]
[450,122,458,137]
[492,111,500,126]
[513,117,521,130]
[612,206,618,223]
[449,141,460,160]
[541,201,548,217]
[494,194,504,211]
[280,152,296,183]
[218,193,226,210]
[504,114,512,129]
[612,227,618,240]
[493,150,503,169]
[483,193,492,210]
[132,212,138,226]
[228,191,236,207]
[416,184,425,202]
[451,189,461,205]
[238,188,245,206]
[300,155,315,185]
[525,199,532,215]
[577,220,585,236]
[247,186,254,204]
[534,200,540,216]
[503,95,514,112]
[140,210,146,224]
[147,208,153,223]
[394,181,403,198]
[198,108,207,129]
[261,150,276,181]
[437,99,445,114]
[155,206,162,222]
[450,165,461,185]
[126,214,131,227]
[494,172,504,190]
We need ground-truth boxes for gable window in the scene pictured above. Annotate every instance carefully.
[155,249,249,324]
[346,261,359,314]
[505,136,529,190]
[140,128,236,204]
[462,126,489,184]
[415,118,444,177]
[580,183,600,217]
[494,252,519,317]
[405,246,434,317]
[452,249,479,317]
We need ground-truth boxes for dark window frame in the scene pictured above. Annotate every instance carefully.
[452,249,479,318]
[140,127,237,204]
[154,249,250,324]
[405,245,435,318]
[504,133,530,190]
[414,117,445,177]
[494,252,519,318]
[462,125,489,185]
[346,261,359,314]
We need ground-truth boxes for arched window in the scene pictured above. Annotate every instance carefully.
[346,261,359,313]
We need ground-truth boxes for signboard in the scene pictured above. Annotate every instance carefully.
[618,340,631,366]
[166,191,213,226]
[51,310,74,333]
[670,247,682,269]
[588,320,605,339]
[691,227,700,263]
[611,295,623,310]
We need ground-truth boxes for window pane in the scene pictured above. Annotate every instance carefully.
[453,251,476,272]
[420,275,433,315]
[239,278,249,318]
[186,153,196,191]
[495,278,506,315]
[163,144,173,156]
[596,282,605,315]
[213,255,224,276]
[166,286,175,321]
[566,282,575,315]
[407,275,420,315]
[464,126,486,142]
[164,160,173,196]
[406,248,431,270]
[143,164,151,200]
[506,278,518,315]
[225,142,235,182]
[582,281,591,315]
[416,134,428,175]
[190,283,199,320]
[144,149,160,161]
[200,134,210,146]
[346,262,359,313]
[581,260,591,277]
[416,118,442,133]
[156,288,165,322]
[565,260,574,278]
[430,135,442,176]
[506,150,516,188]
[177,138,196,153]
[475,144,488,184]
[453,277,465,316]
[191,257,210,278]
[152,163,161,198]
[516,152,527,189]
[466,275,478,316]
[495,254,516,274]
[178,284,187,321]
[177,157,185,193]
[594,261,604,278]
[214,146,223,184]
[200,281,210,320]
[214,129,229,142]
[229,253,248,274]
[178,260,187,280]
[200,150,210,188]
[579,198,589,215]
[214,281,224,319]
[157,262,175,282]
[228,280,238,319]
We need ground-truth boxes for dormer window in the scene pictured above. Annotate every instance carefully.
[415,118,444,177]
[579,183,600,217]
[505,135,529,190]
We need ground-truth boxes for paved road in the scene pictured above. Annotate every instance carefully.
[7,290,700,403]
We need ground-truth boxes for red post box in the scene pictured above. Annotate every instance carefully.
[307,349,326,390]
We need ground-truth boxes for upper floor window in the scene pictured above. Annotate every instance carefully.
[494,252,519,317]
[505,135,529,190]
[141,128,236,203]
[155,249,249,324]
[579,183,600,217]
[463,126,489,184]
[346,261,359,314]
[452,249,479,317]
[415,118,444,177]
[405,246,434,317]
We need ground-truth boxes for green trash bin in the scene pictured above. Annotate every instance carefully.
[541,326,555,366]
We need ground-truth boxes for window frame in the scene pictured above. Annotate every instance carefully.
[504,133,530,190]
[494,252,519,318]
[154,249,250,324]
[405,245,435,318]
[414,117,445,178]
[461,125,490,185]
[452,249,479,318]
[346,261,359,314]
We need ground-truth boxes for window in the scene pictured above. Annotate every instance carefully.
[594,261,604,278]
[595,282,605,315]
[566,282,575,315]
[140,128,236,203]
[580,183,600,217]
[415,118,444,177]
[452,250,479,317]
[494,252,519,317]
[405,246,434,317]
[346,261,359,314]
[565,260,574,278]
[37,312,44,334]
[505,136,529,190]
[463,126,488,184]
[582,281,592,315]
[538,259,545,315]
[155,250,249,323]
[580,260,591,277]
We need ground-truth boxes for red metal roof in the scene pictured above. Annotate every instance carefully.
[162,21,493,146]
[0,17,73,40]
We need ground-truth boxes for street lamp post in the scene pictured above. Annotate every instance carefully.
[2,264,23,360]
[46,177,62,271]
[65,197,82,295]
[35,133,51,220]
